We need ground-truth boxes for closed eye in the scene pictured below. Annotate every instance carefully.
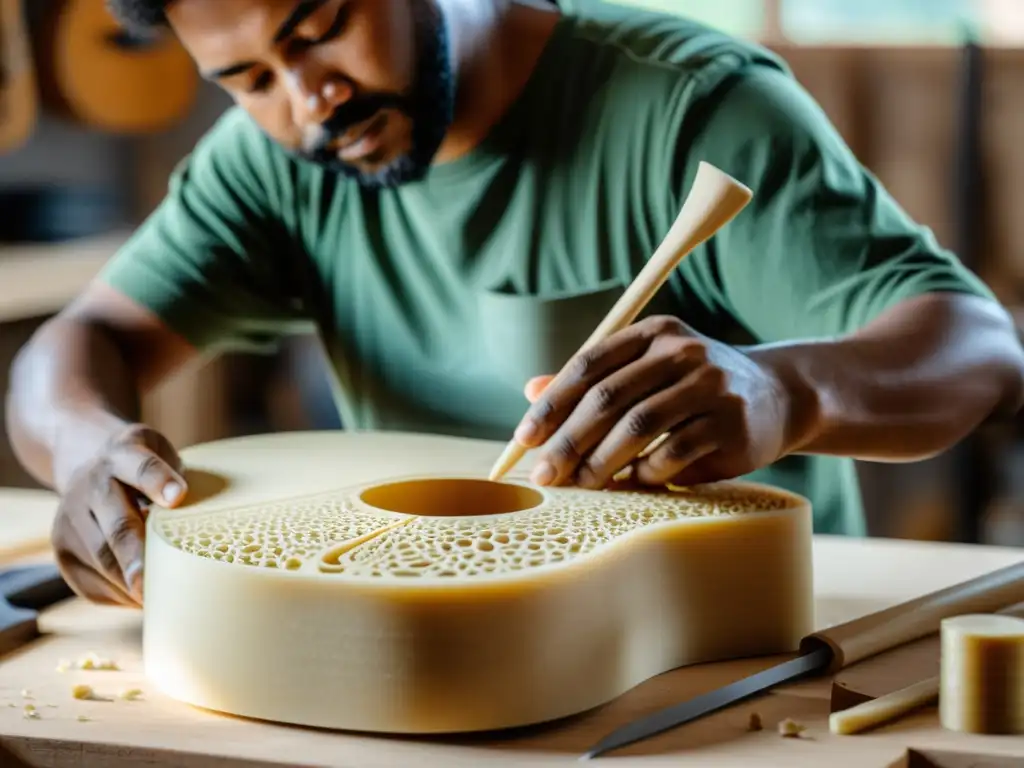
[248,2,351,94]
[250,70,273,93]
[311,1,351,44]
[289,0,350,53]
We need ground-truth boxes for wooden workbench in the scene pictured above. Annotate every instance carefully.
[0,485,1022,767]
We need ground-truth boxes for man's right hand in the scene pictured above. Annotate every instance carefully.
[51,424,187,607]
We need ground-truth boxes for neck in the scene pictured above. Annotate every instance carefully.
[432,0,560,163]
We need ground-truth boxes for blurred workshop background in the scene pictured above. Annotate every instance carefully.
[2,0,1023,544]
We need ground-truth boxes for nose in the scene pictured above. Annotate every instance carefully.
[286,66,352,126]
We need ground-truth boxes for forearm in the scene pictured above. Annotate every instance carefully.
[748,293,1024,463]
[5,318,140,491]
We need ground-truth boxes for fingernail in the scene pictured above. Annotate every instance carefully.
[162,482,183,505]
[515,419,539,445]
[531,461,556,486]
[124,560,144,598]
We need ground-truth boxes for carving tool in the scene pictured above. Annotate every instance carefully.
[582,559,1024,759]
[827,600,1024,735]
[0,563,74,657]
[487,161,754,483]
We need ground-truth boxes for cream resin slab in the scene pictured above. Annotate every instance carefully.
[143,431,815,734]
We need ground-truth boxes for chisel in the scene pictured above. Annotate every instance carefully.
[0,563,74,657]
[583,559,1024,758]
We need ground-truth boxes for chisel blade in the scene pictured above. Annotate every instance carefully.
[581,645,833,760]
[0,564,74,658]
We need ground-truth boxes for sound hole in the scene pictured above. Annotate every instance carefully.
[359,478,545,518]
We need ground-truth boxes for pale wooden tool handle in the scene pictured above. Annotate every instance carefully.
[829,676,939,735]
[488,161,753,481]
[577,162,753,349]
[804,560,1024,673]
[828,600,1024,735]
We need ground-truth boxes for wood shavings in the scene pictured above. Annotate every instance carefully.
[55,652,122,674]
[777,718,806,738]
[71,684,95,700]
[75,652,119,671]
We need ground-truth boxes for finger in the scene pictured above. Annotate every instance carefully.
[574,365,723,489]
[57,509,137,606]
[524,375,555,403]
[64,499,125,589]
[514,324,665,448]
[107,442,187,508]
[665,453,732,488]
[87,477,147,601]
[532,355,686,487]
[633,417,720,486]
[56,546,137,608]
[143,427,187,477]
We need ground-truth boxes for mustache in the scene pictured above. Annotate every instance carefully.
[306,92,409,155]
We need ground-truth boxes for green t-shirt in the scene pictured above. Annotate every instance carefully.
[100,3,993,536]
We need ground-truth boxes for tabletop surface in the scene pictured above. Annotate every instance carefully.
[0,525,1021,768]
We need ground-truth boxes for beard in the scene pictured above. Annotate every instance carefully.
[297,1,455,188]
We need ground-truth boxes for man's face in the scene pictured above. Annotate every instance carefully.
[166,0,455,187]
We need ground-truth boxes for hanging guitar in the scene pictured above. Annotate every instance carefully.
[0,0,38,152]
[39,0,198,134]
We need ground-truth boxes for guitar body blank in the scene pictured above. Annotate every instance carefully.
[0,0,38,152]
[142,430,816,734]
[45,0,197,133]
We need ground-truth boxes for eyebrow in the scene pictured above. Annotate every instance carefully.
[200,0,329,81]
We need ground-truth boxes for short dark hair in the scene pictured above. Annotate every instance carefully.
[106,0,173,34]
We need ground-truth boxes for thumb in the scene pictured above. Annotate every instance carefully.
[108,441,188,509]
[524,375,555,403]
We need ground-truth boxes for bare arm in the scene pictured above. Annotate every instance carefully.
[751,293,1024,463]
[5,280,198,491]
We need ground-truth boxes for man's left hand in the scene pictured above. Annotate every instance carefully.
[514,315,798,489]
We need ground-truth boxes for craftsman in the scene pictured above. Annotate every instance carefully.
[5,0,1024,607]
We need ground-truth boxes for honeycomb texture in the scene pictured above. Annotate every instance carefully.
[331,485,791,578]
[155,490,398,570]
[156,483,794,578]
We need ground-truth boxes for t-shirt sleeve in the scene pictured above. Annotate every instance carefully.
[669,63,995,343]
[98,108,314,354]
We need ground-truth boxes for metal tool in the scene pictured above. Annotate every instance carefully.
[580,644,833,759]
[0,563,74,656]
[582,559,1024,759]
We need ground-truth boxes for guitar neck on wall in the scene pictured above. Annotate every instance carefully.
[0,0,38,152]
[39,0,198,134]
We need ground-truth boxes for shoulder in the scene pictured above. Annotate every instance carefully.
[548,2,822,180]
[684,63,847,157]
[547,5,843,202]
[558,1,789,96]
[170,106,304,215]
[175,107,275,177]
[561,2,833,144]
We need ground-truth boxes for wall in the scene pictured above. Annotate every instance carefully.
[0,84,231,213]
